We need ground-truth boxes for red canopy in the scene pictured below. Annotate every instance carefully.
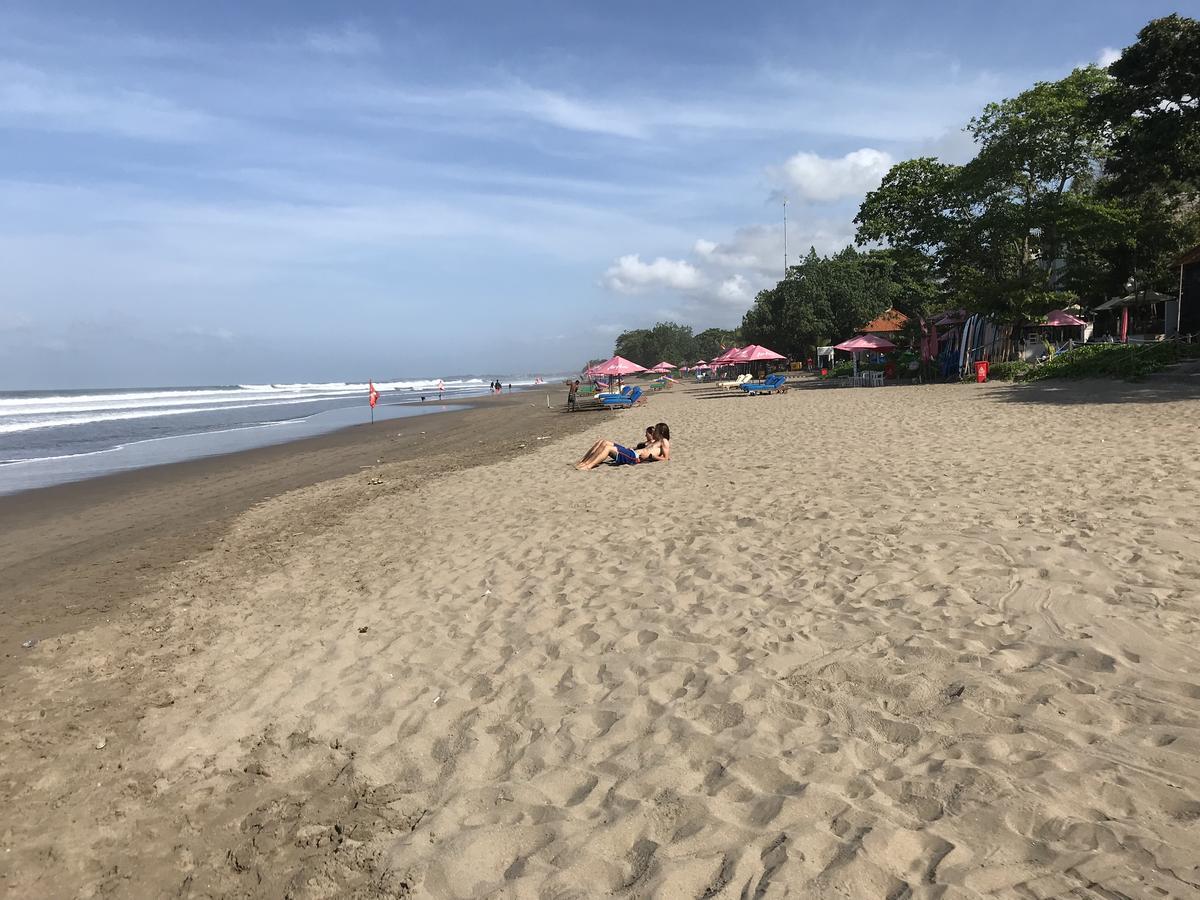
[834,334,896,352]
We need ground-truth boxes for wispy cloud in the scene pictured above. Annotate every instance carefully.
[303,23,381,56]
[0,61,212,141]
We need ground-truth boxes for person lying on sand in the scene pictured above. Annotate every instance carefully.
[575,422,670,470]
[635,425,657,450]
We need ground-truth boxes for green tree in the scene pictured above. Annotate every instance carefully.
[1103,14,1200,198]
[857,67,1117,321]
[693,327,741,360]
[740,246,895,358]
[613,321,696,366]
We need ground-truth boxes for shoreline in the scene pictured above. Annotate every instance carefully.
[0,387,593,680]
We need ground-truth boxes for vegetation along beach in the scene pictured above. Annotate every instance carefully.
[3,5,1200,899]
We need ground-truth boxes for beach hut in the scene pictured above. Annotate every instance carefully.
[1094,290,1175,343]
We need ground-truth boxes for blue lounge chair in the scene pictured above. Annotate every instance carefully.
[601,386,643,408]
[596,385,632,400]
[740,373,788,395]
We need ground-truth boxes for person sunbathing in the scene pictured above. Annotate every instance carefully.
[575,422,670,470]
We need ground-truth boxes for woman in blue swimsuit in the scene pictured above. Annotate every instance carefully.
[575,423,670,470]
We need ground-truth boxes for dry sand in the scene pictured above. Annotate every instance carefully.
[3,378,1200,898]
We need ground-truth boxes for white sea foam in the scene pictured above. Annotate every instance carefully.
[0,377,547,437]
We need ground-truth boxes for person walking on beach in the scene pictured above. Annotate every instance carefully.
[568,379,579,411]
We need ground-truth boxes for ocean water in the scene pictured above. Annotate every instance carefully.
[0,377,552,496]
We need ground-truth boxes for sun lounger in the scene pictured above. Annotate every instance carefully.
[717,373,752,389]
[740,373,788,395]
[600,386,643,408]
[596,385,633,400]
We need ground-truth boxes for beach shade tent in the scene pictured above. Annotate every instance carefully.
[651,361,677,370]
[834,334,896,376]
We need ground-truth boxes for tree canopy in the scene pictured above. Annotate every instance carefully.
[611,322,740,367]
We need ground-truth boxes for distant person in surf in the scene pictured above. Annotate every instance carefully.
[575,422,670,470]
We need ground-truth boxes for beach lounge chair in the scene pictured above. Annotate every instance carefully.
[600,386,643,408]
[717,373,752,389]
[596,385,633,401]
[739,373,788,395]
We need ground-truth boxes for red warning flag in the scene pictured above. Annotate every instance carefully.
[368,381,379,408]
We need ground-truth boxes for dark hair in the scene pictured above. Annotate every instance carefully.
[654,422,670,440]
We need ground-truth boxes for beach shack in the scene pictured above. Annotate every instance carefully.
[858,308,908,337]
[1177,244,1200,337]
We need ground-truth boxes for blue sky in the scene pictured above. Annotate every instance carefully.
[0,0,1188,387]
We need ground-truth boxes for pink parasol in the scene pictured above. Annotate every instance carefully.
[592,355,647,376]
[710,347,741,365]
[734,344,786,362]
[1045,309,1086,327]
[835,333,895,377]
[651,360,677,370]
[921,318,939,363]
[834,334,896,352]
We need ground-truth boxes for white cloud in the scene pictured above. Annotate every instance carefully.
[717,274,751,305]
[1097,47,1121,68]
[304,24,380,56]
[775,148,894,203]
[602,254,706,293]
[694,233,764,269]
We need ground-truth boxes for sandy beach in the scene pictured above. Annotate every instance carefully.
[3,378,1200,898]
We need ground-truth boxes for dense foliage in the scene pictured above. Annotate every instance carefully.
[611,322,740,367]
[1019,341,1200,381]
[740,247,928,360]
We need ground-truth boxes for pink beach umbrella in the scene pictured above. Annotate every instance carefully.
[834,334,896,376]
[592,355,647,376]
[735,344,786,362]
[651,361,677,370]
